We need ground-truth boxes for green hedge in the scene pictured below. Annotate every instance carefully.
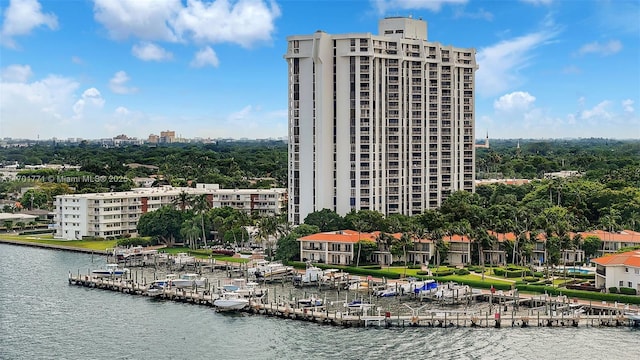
[609,287,618,294]
[456,269,470,275]
[116,237,153,247]
[516,285,640,304]
[493,268,527,278]
[620,287,637,295]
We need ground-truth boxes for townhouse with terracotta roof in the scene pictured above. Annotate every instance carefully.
[298,230,430,266]
[580,230,640,256]
[591,249,640,294]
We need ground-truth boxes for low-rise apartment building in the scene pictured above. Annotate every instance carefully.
[54,184,286,240]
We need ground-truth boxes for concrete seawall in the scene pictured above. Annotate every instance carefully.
[0,238,109,255]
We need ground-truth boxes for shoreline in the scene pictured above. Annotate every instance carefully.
[0,238,109,255]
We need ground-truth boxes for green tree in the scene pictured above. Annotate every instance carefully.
[137,206,184,246]
[582,235,603,260]
[303,209,344,232]
[275,223,320,262]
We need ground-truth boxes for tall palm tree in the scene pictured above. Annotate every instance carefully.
[191,194,211,247]
[180,219,200,249]
[256,216,282,260]
[352,219,367,267]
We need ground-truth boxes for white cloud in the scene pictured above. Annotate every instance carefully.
[93,0,181,41]
[580,101,612,121]
[93,0,280,48]
[109,71,137,94]
[1,64,33,82]
[173,0,281,48]
[622,99,634,113]
[73,87,105,119]
[0,72,80,137]
[494,91,536,112]
[372,0,467,14]
[190,46,219,68]
[71,56,84,65]
[577,40,622,56]
[1,0,58,48]
[115,106,130,116]
[476,28,558,97]
[132,42,173,61]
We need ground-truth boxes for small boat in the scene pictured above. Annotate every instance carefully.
[222,279,266,298]
[625,311,640,322]
[112,246,158,261]
[213,291,249,311]
[92,264,129,278]
[168,273,207,289]
[345,299,373,312]
[297,295,323,307]
[173,252,196,266]
[249,260,294,279]
[376,285,398,297]
[145,276,175,296]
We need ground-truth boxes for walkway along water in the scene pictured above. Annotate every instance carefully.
[67,271,640,329]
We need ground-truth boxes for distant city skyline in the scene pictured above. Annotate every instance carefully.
[1,0,639,140]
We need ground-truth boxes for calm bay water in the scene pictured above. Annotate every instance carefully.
[0,243,637,360]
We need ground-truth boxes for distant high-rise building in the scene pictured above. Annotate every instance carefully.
[284,17,478,224]
[148,134,160,143]
[160,130,175,143]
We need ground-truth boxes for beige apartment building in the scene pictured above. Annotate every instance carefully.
[284,17,478,224]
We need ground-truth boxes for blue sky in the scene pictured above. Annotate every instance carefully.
[1,0,638,140]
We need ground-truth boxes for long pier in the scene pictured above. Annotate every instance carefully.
[67,273,640,329]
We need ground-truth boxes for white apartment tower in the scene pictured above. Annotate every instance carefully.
[285,17,478,224]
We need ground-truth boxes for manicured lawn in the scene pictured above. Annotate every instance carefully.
[1,235,118,251]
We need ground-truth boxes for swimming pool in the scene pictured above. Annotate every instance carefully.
[563,267,594,274]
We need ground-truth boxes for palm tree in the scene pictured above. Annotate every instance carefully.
[191,194,211,247]
[180,219,200,249]
[352,219,367,267]
[3,220,14,232]
[256,216,283,260]
[172,191,192,212]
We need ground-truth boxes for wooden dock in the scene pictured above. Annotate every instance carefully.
[67,273,639,329]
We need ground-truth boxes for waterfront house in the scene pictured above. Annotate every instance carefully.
[591,249,640,294]
[298,230,364,265]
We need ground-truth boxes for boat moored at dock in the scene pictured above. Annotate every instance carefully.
[91,264,129,278]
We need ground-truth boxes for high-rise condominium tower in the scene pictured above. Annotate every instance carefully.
[284,17,478,225]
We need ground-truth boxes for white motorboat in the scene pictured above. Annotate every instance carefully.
[168,273,207,289]
[173,252,196,266]
[626,311,640,322]
[92,264,129,278]
[112,246,158,261]
[213,291,249,311]
[222,278,266,298]
[293,262,331,285]
[249,260,294,279]
[145,275,176,296]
